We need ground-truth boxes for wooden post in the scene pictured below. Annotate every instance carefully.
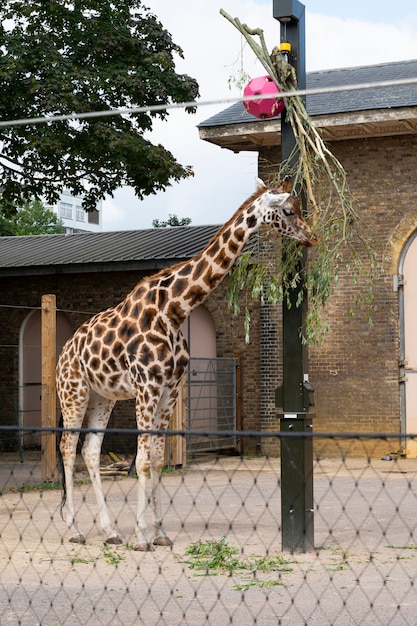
[41,294,57,482]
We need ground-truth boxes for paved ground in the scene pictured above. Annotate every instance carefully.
[1,451,417,625]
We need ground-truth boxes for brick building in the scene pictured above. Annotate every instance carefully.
[198,58,417,457]
[1,59,417,458]
[0,227,262,455]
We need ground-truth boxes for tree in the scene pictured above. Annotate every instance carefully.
[0,1,199,217]
[152,214,192,228]
[0,199,63,235]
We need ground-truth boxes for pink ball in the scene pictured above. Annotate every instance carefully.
[243,75,285,119]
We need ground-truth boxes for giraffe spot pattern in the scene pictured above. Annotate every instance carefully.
[127,337,142,355]
[167,301,186,328]
[203,268,222,289]
[140,307,157,331]
[103,330,115,345]
[171,278,187,298]
[156,342,170,362]
[154,316,168,336]
[192,258,208,280]
[184,285,206,304]
[109,315,120,328]
[118,320,136,341]
[228,240,239,255]
[157,289,169,310]
[207,239,220,257]
[90,340,100,355]
[139,345,154,368]
[178,264,193,276]
[234,228,245,242]
[222,228,231,243]
[160,274,175,287]
[246,215,257,229]
[213,248,232,269]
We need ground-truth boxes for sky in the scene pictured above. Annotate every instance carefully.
[101,0,417,232]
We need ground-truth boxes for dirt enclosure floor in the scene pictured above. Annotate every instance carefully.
[2,451,417,625]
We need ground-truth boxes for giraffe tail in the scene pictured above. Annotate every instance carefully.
[57,413,67,519]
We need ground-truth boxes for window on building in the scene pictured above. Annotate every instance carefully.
[76,205,85,222]
[59,202,73,219]
[88,210,100,225]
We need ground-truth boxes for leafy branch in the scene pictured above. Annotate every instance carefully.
[220,9,381,343]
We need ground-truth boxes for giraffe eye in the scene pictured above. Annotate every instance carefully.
[283,207,294,217]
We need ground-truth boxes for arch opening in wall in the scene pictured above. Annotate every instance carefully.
[19,309,73,448]
[181,305,237,454]
[399,231,417,458]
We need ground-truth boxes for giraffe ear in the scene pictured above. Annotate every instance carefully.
[256,178,267,189]
[278,175,293,194]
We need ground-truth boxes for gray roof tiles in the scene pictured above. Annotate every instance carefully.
[198,59,417,127]
[0,225,221,275]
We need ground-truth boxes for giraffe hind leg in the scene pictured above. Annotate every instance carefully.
[81,394,122,544]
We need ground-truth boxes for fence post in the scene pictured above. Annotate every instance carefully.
[41,294,57,482]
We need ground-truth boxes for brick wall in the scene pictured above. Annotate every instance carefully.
[259,134,417,456]
[0,266,263,455]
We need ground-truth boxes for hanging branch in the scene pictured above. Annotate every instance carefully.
[220,9,380,343]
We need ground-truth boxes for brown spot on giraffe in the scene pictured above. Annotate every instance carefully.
[56,179,317,550]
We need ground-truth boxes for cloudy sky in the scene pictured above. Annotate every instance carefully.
[102,0,417,231]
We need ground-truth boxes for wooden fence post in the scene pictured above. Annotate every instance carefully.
[41,294,57,482]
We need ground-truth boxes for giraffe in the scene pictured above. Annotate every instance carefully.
[57,178,317,551]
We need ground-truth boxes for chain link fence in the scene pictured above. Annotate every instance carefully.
[1,429,417,625]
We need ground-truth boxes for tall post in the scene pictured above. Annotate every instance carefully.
[41,294,57,482]
[273,0,314,553]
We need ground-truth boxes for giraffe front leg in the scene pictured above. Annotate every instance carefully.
[151,435,172,547]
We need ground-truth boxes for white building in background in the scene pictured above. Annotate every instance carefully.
[47,188,102,233]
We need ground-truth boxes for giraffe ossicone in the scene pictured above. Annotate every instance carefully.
[57,179,317,550]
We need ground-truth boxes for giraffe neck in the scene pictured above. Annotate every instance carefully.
[135,189,265,328]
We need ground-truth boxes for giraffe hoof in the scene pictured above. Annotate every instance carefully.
[153,536,173,547]
[69,533,86,544]
[133,542,155,552]
[104,535,123,545]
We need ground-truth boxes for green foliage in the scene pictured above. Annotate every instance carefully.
[0,1,199,217]
[183,537,293,590]
[0,198,63,235]
[184,537,241,572]
[228,187,379,344]
[1,480,62,494]
[101,545,125,566]
[152,214,192,228]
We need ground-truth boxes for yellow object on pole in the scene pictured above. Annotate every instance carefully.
[41,294,57,482]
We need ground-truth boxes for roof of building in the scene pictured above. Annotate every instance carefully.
[198,59,417,128]
[0,225,223,277]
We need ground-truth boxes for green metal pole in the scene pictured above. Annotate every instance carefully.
[273,0,314,553]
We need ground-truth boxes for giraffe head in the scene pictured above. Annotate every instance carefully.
[256,178,318,247]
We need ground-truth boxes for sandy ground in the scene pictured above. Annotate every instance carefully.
[1,452,417,625]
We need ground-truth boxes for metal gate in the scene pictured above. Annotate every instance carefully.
[186,357,237,454]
